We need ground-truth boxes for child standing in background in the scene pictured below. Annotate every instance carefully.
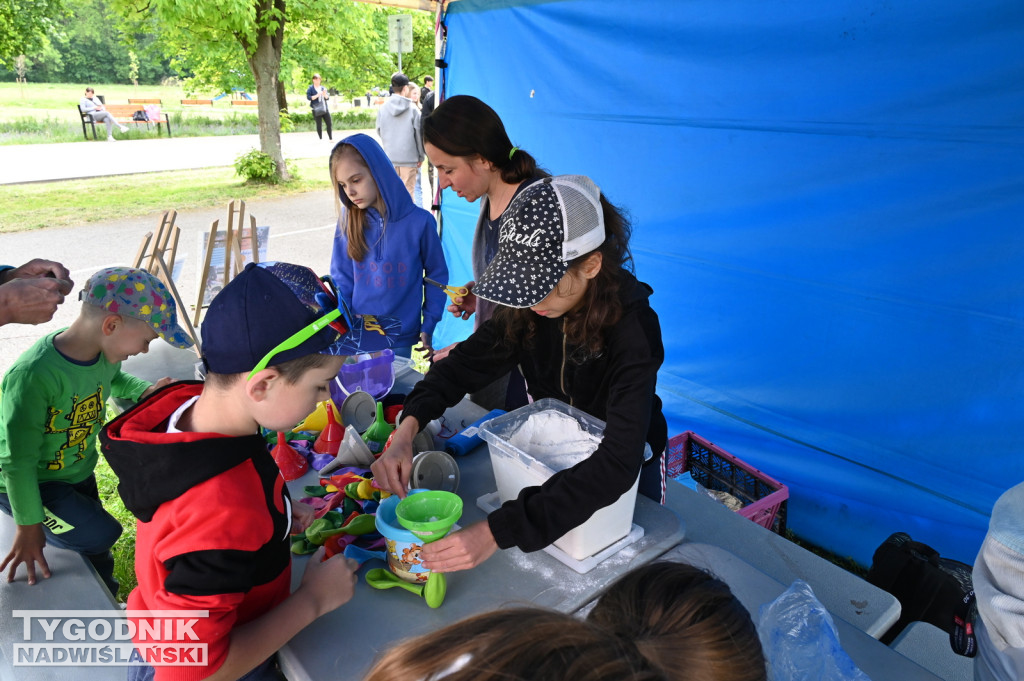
[0,267,188,594]
[329,133,448,358]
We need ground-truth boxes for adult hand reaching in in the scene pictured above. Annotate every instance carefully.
[0,258,75,326]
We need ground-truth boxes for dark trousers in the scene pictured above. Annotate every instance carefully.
[314,111,333,140]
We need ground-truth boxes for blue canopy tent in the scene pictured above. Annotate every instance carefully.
[429,0,1024,566]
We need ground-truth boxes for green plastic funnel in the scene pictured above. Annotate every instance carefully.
[395,491,462,544]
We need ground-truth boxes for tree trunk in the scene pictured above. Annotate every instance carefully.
[276,80,288,113]
[245,0,290,182]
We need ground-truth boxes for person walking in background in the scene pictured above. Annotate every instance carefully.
[79,87,128,142]
[307,74,333,141]
[419,86,437,199]
[408,82,426,209]
[420,76,433,103]
[376,73,424,199]
[328,134,447,359]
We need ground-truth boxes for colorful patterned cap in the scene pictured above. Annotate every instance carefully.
[81,267,193,349]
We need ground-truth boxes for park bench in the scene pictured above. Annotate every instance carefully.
[230,99,258,106]
[78,103,173,139]
[127,98,162,105]
[181,99,213,106]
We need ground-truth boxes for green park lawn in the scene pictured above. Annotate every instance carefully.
[0,81,373,233]
[0,81,374,145]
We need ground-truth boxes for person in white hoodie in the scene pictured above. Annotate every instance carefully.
[375,73,424,199]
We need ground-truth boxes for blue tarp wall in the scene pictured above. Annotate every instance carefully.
[431,0,1024,565]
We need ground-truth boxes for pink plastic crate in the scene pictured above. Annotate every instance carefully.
[667,431,788,534]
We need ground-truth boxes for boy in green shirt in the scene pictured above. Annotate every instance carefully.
[0,266,192,595]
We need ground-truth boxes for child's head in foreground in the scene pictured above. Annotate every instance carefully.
[79,266,193,362]
[362,608,665,681]
[199,261,347,432]
[587,561,767,681]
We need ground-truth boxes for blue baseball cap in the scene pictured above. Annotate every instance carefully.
[201,262,347,374]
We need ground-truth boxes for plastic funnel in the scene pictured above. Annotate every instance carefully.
[395,491,462,544]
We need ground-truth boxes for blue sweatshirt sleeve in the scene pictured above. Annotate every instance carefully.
[419,216,448,337]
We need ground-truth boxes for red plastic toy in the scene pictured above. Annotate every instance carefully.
[271,432,309,481]
[313,401,344,456]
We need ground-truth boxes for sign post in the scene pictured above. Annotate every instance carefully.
[388,15,413,72]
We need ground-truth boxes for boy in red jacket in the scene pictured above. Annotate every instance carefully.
[102,262,358,681]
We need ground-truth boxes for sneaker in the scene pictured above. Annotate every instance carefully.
[119,125,129,133]
[107,135,116,142]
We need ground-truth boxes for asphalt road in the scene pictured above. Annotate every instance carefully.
[0,128,442,372]
[0,190,343,372]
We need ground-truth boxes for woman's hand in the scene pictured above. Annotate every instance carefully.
[447,281,477,320]
[432,341,459,363]
[370,418,417,498]
[420,520,498,573]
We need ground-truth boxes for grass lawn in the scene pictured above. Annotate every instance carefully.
[0,82,374,145]
[0,157,334,233]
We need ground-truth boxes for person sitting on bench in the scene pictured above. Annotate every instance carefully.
[80,87,128,141]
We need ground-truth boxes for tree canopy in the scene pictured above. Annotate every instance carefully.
[0,0,68,67]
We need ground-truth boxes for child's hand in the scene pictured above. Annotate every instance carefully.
[432,342,459,363]
[370,421,416,498]
[140,377,173,400]
[297,548,358,617]
[290,500,316,534]
[447,281,477,320]
[414,333,433,361]
[1,524,51,585]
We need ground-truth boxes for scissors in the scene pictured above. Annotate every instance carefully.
[424,277,470,303]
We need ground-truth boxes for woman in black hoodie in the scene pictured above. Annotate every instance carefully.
[372,174,667,573]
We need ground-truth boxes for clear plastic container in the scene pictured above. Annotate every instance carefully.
[479,398,641,560]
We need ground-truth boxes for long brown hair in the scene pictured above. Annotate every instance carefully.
[422,94,547,183]
[362,608,664,681]
[493,192,634,356]
[329,142,385,261]
[587,562,768,681]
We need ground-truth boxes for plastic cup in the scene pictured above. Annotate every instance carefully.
[395,491,463,544]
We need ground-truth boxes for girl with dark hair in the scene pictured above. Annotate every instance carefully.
[422,94,549,409]
[372,174,667,572]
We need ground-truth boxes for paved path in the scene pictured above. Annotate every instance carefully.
[0,129,372,185]
[0,127,440,371]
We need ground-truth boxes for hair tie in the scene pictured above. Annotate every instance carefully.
[508,146,519,160]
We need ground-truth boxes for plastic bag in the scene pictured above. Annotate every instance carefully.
[759,580,871,681]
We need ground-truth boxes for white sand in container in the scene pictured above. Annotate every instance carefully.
[506,410,601,470]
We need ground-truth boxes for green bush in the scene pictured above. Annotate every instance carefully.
[234,148,278,183]
[279,109,295,133]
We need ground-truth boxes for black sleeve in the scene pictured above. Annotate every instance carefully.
[401,319,520,427]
